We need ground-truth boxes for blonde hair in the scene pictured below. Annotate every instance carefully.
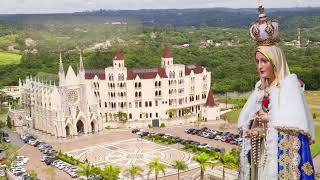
[255,46,290,90]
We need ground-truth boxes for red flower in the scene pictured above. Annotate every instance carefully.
[262,96,269,109]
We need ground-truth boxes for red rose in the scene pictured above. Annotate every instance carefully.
[262,96,269,109]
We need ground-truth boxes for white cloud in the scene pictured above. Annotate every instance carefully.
[0,0,319,14]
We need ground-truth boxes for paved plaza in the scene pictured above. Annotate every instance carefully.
[67,138,198,179]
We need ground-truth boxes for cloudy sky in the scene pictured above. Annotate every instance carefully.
[1,0,319,14]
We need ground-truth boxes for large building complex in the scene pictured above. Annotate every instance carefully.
[11,47,220,138]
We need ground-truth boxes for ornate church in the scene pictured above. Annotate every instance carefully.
[12,47,220,138]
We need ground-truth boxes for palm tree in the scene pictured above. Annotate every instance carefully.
[172,160,188,180]
[27,170,37,179]
[43,166,56,180]
[100,163,121,180]
[77,163,95,179]
[148,157,167,180]
[192,152,215,180]
[211,152,238,180]
[124,164,143,180]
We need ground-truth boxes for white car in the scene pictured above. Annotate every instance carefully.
[14,161,25,166]
[69,172,78,178]
[215,135,222,140]
[3,137,10,143]
[16,156,29,164]
[20,134,26,140]
[68,167,78,172]
[12,168,26,173]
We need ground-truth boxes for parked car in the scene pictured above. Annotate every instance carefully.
[214,135,223,140]
[225,137,234,143]
[131,129,140,133]
[3,137,10,143]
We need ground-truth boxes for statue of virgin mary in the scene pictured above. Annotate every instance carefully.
[237,5,315,180]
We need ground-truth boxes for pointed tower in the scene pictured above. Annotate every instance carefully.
[113,48,125,69]
[59,53,65,86]
[19,78,22,87]
[161,46,173,68]
[79,50,85,82]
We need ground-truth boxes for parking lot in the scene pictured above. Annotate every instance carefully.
[14,121,239,179]
[147,123,239,151]
[18,145,73,180]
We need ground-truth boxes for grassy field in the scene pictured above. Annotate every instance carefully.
[221,108,241,123]
[305,91,320,121]
[310,125,320,157]
[0,52,21,65]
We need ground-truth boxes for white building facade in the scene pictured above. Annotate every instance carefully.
[16,47,220,138]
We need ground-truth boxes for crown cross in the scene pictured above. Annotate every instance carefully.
[258,5,265,15]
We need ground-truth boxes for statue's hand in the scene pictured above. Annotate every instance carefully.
[258,111,269,124]
[246,128,259,138]
[246,128,266,139]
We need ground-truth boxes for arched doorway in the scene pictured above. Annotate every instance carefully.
[65,126,70,137]
[76,120,84,134]
[91,121,95,133]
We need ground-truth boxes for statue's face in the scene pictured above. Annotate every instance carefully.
[255,51,275,80]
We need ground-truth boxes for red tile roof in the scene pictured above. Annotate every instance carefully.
[85,69,105,80]
[114,48,124,60]
[185,65,204,75]
[127,68,168,80]
[204,89,217,107]
[163,46,172,58]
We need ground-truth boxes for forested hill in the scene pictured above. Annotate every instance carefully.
[0,8,319,93]
[74,7,320,29]
[1,7,320,29]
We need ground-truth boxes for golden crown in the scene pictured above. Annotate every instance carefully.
[249,5,280,46]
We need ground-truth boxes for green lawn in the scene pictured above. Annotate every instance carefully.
[310,125,320,157]
[0,52,21,65]
[221,108,242,123]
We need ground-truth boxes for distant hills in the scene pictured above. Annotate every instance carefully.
[0,7,319,29]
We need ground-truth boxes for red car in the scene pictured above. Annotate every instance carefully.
[225,137,233,143]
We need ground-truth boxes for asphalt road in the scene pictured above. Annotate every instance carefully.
[0,128,25,157]
[2,128,24,147]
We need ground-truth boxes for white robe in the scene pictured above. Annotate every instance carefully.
[237,74,315,180]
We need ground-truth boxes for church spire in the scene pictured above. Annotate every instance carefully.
[79,50,84,71]
[59,52,64,73]
[79,49,85,82]
[59,52,65,86]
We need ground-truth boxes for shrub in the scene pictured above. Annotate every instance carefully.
[56,153,83,166]
[6,116,12,129]
[160,123,165,128]
[148,124,152,128]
